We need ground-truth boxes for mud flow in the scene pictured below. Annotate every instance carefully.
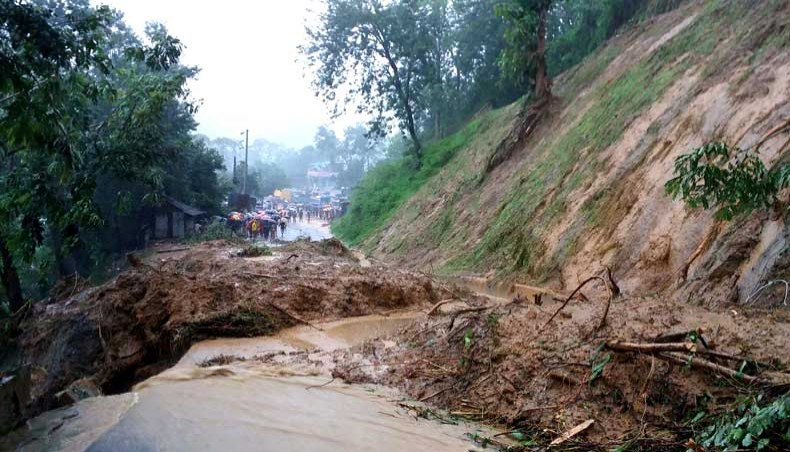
[6,313,497,452]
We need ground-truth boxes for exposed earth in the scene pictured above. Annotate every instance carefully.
[3,239,788,451]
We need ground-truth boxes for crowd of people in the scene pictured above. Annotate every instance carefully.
[223,199,343,243]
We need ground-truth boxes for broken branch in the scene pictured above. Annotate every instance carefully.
[606,341,698,354]
[541,276,612,332]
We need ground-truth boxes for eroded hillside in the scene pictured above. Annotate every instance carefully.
[359,0,789,305]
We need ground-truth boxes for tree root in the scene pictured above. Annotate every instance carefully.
[481,98,548,177]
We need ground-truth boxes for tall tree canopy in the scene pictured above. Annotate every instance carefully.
[303,0,434,164]
[496,0,554,101]
[0,0,225,310]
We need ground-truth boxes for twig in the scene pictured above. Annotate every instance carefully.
[606,341,698,353]
[305,377,336,390]
[541,276,612,332]
[745,279,788,307]
[426,299,456,316]
[418,387,450,402]
[264,301,323,331]
[550,419,595,446]
[652,328,706,346]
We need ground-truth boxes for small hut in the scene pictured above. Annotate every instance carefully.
[152,197,207,239]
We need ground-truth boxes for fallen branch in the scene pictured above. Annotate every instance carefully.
[677,223,721,283]
[426,299,456,316]
[658,352,761,383]
[264,301,323,331]
[550,419,595,446]
[607,341,698,354]
[541,276,612,332]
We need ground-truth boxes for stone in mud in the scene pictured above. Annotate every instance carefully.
[56,377,102,405]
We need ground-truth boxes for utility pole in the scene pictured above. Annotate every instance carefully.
[242,129,249,195]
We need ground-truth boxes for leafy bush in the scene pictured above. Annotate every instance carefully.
[666,142,788,220]
[188,222,242,244]
[695,394,789,451]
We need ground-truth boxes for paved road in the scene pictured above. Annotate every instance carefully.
[276,220,333,242]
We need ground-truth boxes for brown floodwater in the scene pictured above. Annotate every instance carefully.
[5,312,496,452]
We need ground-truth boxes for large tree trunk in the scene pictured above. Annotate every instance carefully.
[404,111,423,165]
[534,8,551,101]
[380,45,423,166]
[0,238,24,312]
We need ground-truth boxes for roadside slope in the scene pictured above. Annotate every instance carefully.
[357,0,789,304]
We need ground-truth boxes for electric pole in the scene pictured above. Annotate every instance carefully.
[242,129,249,195]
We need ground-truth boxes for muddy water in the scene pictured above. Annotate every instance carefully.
[7,313,493,452]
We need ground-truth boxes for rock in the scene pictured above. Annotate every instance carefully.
[55,377,101,406]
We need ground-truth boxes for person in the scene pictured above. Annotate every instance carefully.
[306,211,311,223]
[262,219,271,241]
[298,209,303,222]
[250,219,259,242]
[279,217,286,238]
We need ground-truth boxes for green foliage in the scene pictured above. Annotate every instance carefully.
[695,394,789,452]
[0,0,226,308]
[332,115,485,244]
[302,0,435,156]
[496,0,553,85]
[588,344,612,384]
[666,142,787,220]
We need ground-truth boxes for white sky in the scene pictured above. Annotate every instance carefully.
[94,0,362,149]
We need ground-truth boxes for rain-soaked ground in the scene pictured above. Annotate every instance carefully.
[273,219,334,242]
[5,313,499,452]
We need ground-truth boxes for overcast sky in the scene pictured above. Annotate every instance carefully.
[94,0,360,149]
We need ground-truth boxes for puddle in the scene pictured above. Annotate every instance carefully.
[460,275,558,302]
[6,312,495,452]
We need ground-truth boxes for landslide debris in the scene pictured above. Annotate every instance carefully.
[15,239,450,420]
[335,280,790,450]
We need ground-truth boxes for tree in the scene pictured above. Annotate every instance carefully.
[496,0,555,102]
[314,126,341,166]
[302,0,435,165]
[0,0,218,310]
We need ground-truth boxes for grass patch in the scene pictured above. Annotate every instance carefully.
[332,110,500,245]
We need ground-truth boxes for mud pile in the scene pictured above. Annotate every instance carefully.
[15,239,449,421]
[336,283,790,449]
